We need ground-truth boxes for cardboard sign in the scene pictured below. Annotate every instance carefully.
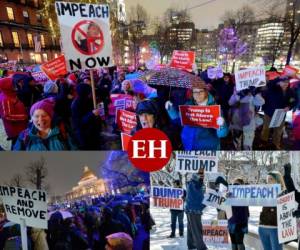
[175,151,218,173]
[179,105,221,129]
[235,67,266,91]
[109,94,134,116]
[169,50,195,72]
[40,55,68,80]
[121,133,131,151]
[226,184,281,207]
[277,192,298,244]
[0,186,47,229]
[55,2,113,71]
[269,109,286,128]
[203,188,227,210]
[207,66,223,79]
[116,109,137,134]
[31,71,48,82]
[202,220,229,245]
[151,186,184,210]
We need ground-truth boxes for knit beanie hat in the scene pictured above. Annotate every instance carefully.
[43,80,58,94]
[30,98,55,118]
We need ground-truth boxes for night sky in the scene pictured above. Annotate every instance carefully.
[124,0,270,30]
[0,152,115,196]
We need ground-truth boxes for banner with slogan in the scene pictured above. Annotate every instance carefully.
[202,220,229,245]
[175,151,218,173]
[235,66,266,91]
[151,186,184,210]
[31,71,48,82]
[55,1,113,71]
[116,109,137,134]
[226,184,281,207]
[179,105,221,129]
[277,192,298,244]
[121,133,131,151]
[169,50,195,72]
[0,186,47,229]
[109,94,134,116]
[203,188,227,210]
[40,55,68,80]
[207,66,223,79]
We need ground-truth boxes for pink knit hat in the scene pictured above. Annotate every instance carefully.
[30,98,55,118]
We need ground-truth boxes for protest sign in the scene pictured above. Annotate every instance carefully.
[0,60,17,69]
[169,50,195,72]
[203,188,227,210]
[202,220,229,245]
[175,151,218,173]
[0,186,47,229]
[277,192,298,244]
[31,71,48,82]
[235,66,266,91]
[121,133,131,151]
[283,65,298,77]
[116,109,137,134]
[151,186,184,210]
[269,109,286,128]
[226,184,281,207]
[109,94,134,116]
[55,1,113,71]
[207,66,223,79]
[179,105,221,129]
[40,55,67,80]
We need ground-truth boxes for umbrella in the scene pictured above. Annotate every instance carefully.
[48,210,73,220]
[139,68,200,89]
[125,72,143,80]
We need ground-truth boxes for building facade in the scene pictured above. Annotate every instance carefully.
[0,0,60,64]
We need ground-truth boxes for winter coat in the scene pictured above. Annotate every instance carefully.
[167,93,228,150]
[31,228,49,250]
[259,207,277,227]
[185,174,206,213]
[229,93,265,131]
[211,78,234,112]
[0,77,28,139]
[71,84,102,150]
[262,78,297,117]
[13,124,77,151]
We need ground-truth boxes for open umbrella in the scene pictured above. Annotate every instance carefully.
[139,68,200,89]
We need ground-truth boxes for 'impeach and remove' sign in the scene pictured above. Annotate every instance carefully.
[151,186,184,210]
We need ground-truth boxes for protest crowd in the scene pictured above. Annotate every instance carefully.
[0,192,152,250]
[0,63,299,151]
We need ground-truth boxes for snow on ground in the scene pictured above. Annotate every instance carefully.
[150,205,297,250]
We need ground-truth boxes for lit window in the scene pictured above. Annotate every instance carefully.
[42,53,47,62]
[11,31,20,47]
[20,0,26,3]
[0,32,3,47]
[40,34,45,48]
[33,0,38,7]
[6,7,14,21]
[27,33,34,47]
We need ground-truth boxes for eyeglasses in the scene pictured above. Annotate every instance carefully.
[192,90,206,94]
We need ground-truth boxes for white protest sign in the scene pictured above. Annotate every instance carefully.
[277,192,298,244]
[207,66,223,79]
[55,1,113,71]
[202,220,229,245]
[226,184,281,207]
[235,66,266,91]
[0,186,47,229]
[175,151,218,173]
[269,109,286,128]
[151,186,184,210]
[203,188,227,210]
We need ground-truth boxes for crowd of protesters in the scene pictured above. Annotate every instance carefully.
[0,66,299,150]
[0,193,152,250]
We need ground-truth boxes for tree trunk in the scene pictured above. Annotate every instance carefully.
[231,61,236,74]
[286,45,293,66]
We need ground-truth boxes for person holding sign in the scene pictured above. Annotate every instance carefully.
[185,168,207,250]
[258,171,286,250]
[260,76,297,149]
[165,80,228,150]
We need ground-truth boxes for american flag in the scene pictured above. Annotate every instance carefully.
[34,35,41,53]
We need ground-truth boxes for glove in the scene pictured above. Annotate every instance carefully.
[284,163,292,176]
[165,101,173,110]
[216,117,225,126]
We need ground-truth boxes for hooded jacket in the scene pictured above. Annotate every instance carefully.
[0,77,28,139]
[185,174,206,213]
[167,93,228,150]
